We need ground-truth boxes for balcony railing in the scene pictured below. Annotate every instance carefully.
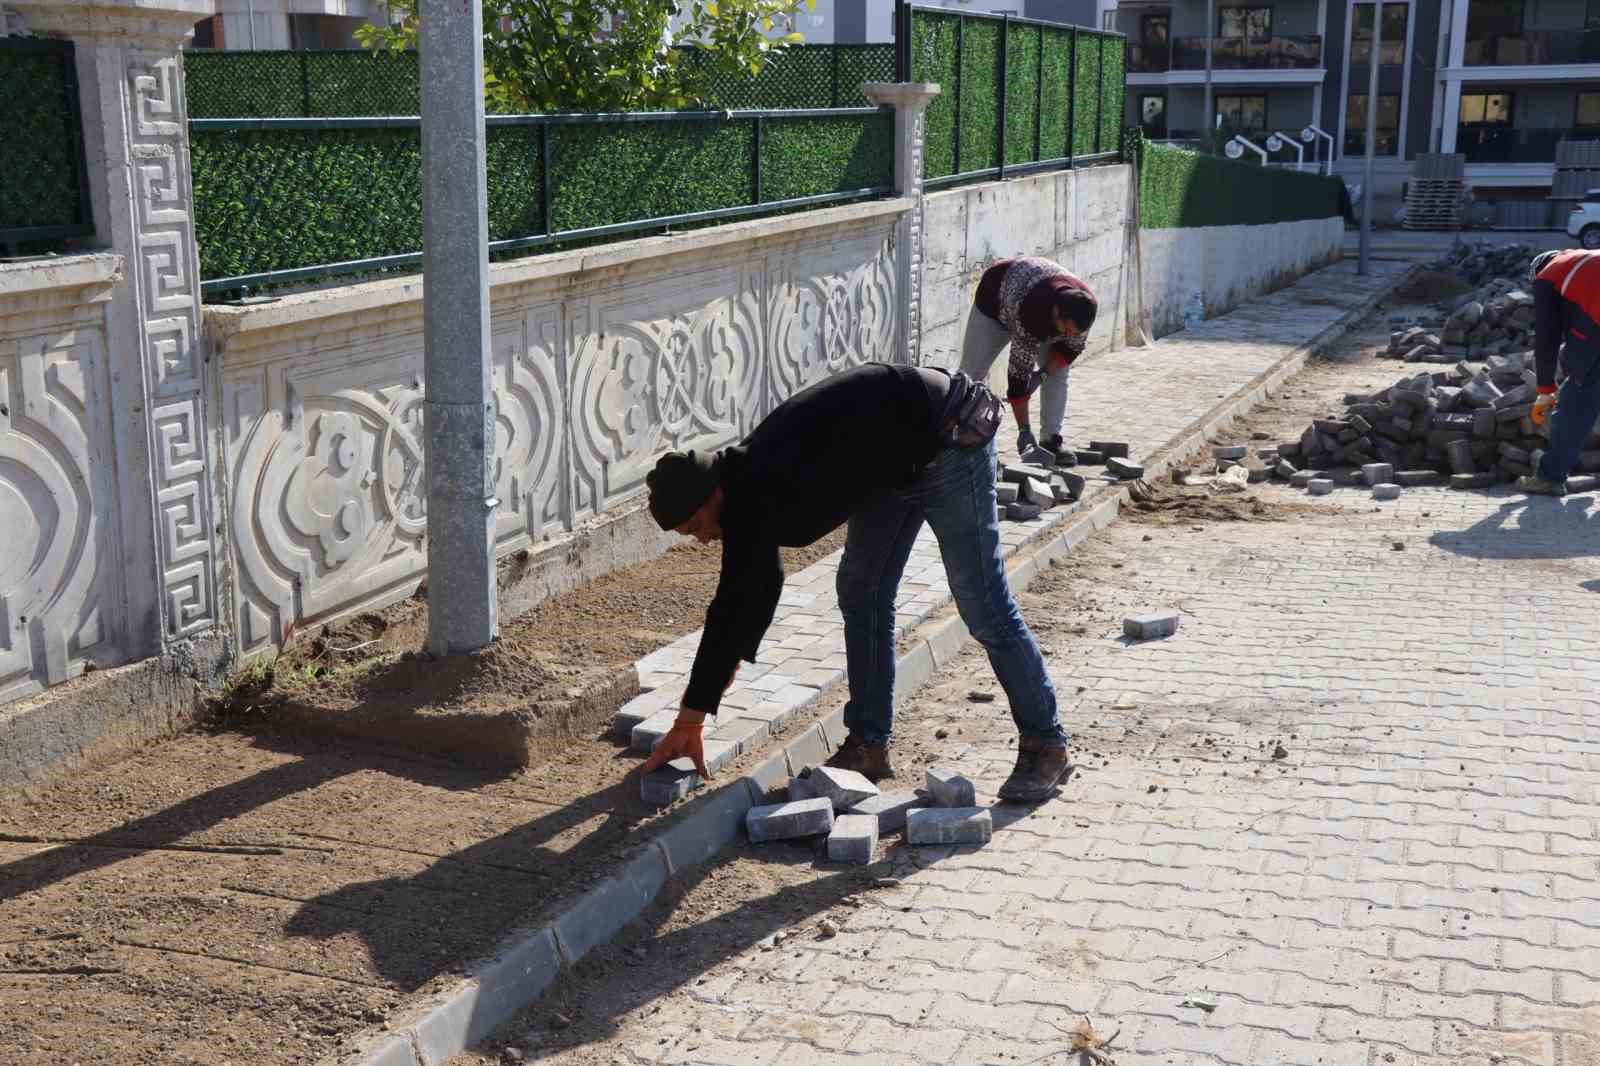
[1130,41,1171,72]
[1170,35,1323,70]
[1458,125,1600,162]
[1464,29,1600,65]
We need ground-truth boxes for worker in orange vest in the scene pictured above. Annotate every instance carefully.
[1519,249,1600,495]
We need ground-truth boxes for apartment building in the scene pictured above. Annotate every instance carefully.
[190,0,386,49]
[1111,0,1600,220]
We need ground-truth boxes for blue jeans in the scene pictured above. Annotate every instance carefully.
[1538,372,1600,482]
[836,436,1065,746]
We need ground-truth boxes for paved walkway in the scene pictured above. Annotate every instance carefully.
[618,260,1412,754]
[505,399,1600,1066]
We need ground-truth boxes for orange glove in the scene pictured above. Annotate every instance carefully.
[1533,390,1558,428]
[641,715,709,778]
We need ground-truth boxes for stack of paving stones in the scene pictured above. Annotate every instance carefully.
[744,765,992,861]
[1387,243,1539,365]
[1265,357,1600,498]
[998,439,1138,522]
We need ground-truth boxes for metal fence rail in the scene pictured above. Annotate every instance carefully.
[191,108,894,296]
[0,37,94,252]
[896,2,1126,189]
[185,44,898,119]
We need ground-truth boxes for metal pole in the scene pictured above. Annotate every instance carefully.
[1204,0,1214,148]
[421,0,498,654]
[1358,1,1381,276]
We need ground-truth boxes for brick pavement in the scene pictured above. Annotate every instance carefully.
[521,348,1600,1066]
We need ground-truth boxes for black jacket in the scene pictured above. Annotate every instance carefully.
[683,363,953,714]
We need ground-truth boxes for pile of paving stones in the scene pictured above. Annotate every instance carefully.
[998,439,1140,521]
[1265,355,1600,495]
[1388,243,1541,364]
[744,765,992,864]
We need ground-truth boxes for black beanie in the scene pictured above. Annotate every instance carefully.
[647,450,719,531]
[1058,288,1098,333]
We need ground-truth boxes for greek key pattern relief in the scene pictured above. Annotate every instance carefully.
[0,331,121,702]
[224,224,897,653]
[131,53,215,638]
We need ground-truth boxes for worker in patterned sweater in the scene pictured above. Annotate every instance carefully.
[961,256,1099,464]
[1519,249,1600,496]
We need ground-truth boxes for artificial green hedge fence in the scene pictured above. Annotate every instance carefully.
[184,45,895,118]
[907,8,1125,181]
[1139,141,1343,229]
[190,112,892,287]
[0,41,90,238]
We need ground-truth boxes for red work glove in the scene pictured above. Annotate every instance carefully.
[641,715,709,778]
[1533,388,1558,428]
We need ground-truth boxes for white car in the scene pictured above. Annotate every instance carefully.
[1568,190,1600,249]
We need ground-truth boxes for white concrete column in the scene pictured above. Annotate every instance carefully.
[863,82,940,366]
[11,0,221,659]
[1440,78,1462,153]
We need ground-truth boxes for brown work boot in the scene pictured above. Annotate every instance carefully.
[825,735,895,783]
[998,736,1071,803]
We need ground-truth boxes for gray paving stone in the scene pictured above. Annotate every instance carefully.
[1290,469,1316,488]
[1213,444,1248,460]
[906,807,993,846]
[1394,469,1444,487]
[1089,440,1130,458]
[1124,612,1179,639]
[788,773,819,803]
[1361,462,1393,486]
[746,797,834,843]
[845,790,922,832]
[1307,478,1334,495]
[1106,456,1144,480]
[926,767,976,808]
[1007,502,1043,521]
[1371,483,1402,501]
[826,814,879,865]
[996,482,1019,505]
[812,765,879,810]
[640,758,701,808]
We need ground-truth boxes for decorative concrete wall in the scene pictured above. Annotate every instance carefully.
[207,201,907,659]
[1140,217,1346,338]
[0,256,128,704]
[918,164,1135,379]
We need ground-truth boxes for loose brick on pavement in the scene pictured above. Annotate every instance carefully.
[811,766,878,810]
[746,797,834,842]
[846,790,922,832]
[906,807,993,845]
[826,814,879,865]
[925,767,976,808]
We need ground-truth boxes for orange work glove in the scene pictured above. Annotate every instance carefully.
[1532,390,1558,428]
[641,715,709,778]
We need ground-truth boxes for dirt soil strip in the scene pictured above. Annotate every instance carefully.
[0,262,1412,1066]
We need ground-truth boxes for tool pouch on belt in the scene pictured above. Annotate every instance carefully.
[944,372,1002,449]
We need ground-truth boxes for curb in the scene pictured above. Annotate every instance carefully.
[324,262,1414,1066]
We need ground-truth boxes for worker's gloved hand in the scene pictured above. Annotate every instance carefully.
[641,716,709,778]
[1533,390,1558,428]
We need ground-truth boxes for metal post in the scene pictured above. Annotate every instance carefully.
[1358,1,1381,276]
[421,0,498,655]
[997,15,1009,178]
[1204,0,1214,147]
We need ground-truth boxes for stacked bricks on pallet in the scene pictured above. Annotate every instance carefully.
[1404,154,1465,232]
[1552,141,1600,211]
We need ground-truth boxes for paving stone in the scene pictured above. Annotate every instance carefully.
[630,710,679,752]
[1124,612,1179,639]
[1074,449,1105,465]
[926,767,977,808]
[846,790,922,832]
[1567,475,1600,493]
[1447,438,1476,474]
[747,797,834,843]
[1007,502,1043,521]
[1213,444,1248,459]
[1394,469,1444,487]
[1054,471,1085,502]
[641,759,702,808]
[826,814,879,865]
[1360,462,1393,486]
[788,773,820,803]
[1306,478,1334,495]
[1451,471,1500,489]
[907,807,993,846]
[812,766,879,810]
[1290,469,1316,488]
[1275,459,1298,478]
[1089,440,1130,458]
[1106,456,1144,480]
[1001,463,1055,484]
[1023,477,1056,505]
[996,483,1019,505]
[1371,483,1402,501]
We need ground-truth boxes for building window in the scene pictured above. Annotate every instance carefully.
[1467,0,1524,37]
[1140,94,1168,137]
[1351,2,1407,66]
[190,14,224,48]
[1345,93,1400,155]
[1460,92,1513,125]
[1219,6,1272,37]
[1580,92,1600,128]
[1216,94,1267,133]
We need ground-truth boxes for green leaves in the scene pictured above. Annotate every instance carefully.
[1,43,88,235]
[1139,142,1342,229]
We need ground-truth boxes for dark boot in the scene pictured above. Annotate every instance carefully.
[998,736,1071,802]
[825,735,895,782]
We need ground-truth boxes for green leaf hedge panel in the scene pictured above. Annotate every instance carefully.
[1039,28,1072,162]
[1098,36,1125,158]
[762,113,894,201]
[0,47,85,231]
[1003,23,1041,166]
[911,10,961,179]
[958,17,1002,173]
[1139,142,1342,229]
[1071,32,1101,158]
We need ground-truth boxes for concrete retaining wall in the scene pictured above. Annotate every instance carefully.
[206,200,909,661]
[1140,217,1346,338]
